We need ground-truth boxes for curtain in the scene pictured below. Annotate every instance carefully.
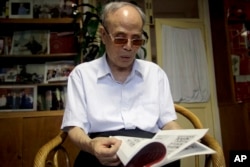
[161,25,210,102]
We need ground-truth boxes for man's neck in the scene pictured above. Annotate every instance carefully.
[111,67,132,83]
[106,55,134,83]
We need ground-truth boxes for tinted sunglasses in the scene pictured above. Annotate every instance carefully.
[103,25,146,47]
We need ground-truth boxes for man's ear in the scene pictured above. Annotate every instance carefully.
[99,26,107,45]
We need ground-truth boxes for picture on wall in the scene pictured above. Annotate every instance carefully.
[10,30,50,55]
[0,85,37,112]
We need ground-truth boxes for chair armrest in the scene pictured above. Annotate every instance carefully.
[174,104,204,129]
[202,134,226,167]
[34,131,68,167]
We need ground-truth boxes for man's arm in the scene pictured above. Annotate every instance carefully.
[67,126,122,166]
[67,126,92,152]
[161,121,182,130]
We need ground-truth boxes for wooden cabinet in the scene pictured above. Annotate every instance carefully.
[0,112,79,167]
[0,117,22,167]
[208,0,250,166]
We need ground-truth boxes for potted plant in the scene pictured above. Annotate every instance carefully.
[71,2,103,63]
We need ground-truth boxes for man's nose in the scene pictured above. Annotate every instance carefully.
[123,39,132,50]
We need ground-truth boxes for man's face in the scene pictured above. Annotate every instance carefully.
[101,6,144,70]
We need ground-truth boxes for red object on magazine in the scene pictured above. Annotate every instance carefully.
[125,142,166,167]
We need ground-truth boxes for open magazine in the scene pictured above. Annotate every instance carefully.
[114,129,215,167]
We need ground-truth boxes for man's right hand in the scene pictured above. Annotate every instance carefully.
[88,137,122,166]
[68,127,122,166]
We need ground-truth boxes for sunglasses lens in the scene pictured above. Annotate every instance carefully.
[113,37,145,47]
[133,39,145,46]
[114,38,128,44]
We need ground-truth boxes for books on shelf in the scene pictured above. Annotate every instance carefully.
[114,129,215,167]
[50,31,77,54]
[37,86,67,111]
[0,35,12,55]
[0,30,77,56]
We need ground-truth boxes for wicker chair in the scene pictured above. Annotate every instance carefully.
[174,104,226,167]
[33,104,226,167]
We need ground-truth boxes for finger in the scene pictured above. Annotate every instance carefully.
[101,155,121,166]
[100,154,118,161]
[99,140,122,156]
[107,160,121,166]
[106,138,122,151]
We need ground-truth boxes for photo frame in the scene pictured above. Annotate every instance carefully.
[44,61,75,83]
[10,30,49,55]
[9,0,33,18]
[33,0,63,18]
[0,85,37,112]
[0,66,19,83]
[4,67,18,82]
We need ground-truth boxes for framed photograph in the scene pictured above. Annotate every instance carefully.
[4,68,18,82]
[9,0,33,18]
[44,61,75,83]
[0,66,19,83]
[33,0,76,18]
[33,0,62,18]
[0,85,37,112]
[10,30,49,55]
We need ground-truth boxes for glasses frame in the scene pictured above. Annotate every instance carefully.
[102,24,146,47]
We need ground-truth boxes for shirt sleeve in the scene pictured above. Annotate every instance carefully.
[157,68,177,128]
[61,66,90,133]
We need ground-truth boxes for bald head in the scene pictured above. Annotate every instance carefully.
[101,2,146,28]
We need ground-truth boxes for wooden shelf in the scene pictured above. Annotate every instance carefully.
[0,18,75,24]
[38,82,67,86]
[0,83,67,86]
[0,110,64,118]
[0,53,78,64]
[0,53,78,58]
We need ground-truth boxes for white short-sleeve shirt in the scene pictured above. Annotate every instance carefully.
[61,55,177,134]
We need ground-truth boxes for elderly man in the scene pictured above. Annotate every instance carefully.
[61,1,181,167]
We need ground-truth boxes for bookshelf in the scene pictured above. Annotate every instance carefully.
[0,18,78,113]
[0,1,81,166]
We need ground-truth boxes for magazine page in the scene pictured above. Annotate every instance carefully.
[166,141,216,164]
[151,141,215,167]
[114,136,166,166]
[152,129,208,158]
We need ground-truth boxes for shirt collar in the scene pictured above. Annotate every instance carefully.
[97,53,144,80]
[131,59,144,80]
[97,54,111,79]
